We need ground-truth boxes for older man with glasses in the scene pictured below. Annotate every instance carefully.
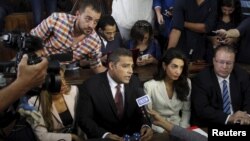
[190,45,250,128]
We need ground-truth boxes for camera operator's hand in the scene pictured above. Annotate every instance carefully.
[17,54,48,90]
[140,126,153,141]
[0,54,48,112]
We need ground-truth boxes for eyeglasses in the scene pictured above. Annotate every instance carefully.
[215,59,234,66]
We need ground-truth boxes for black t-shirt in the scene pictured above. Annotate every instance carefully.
[236,17,250,63]
[172,0,217,61]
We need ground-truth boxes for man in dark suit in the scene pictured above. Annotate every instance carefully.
[77,48,153,140]
[191,45,250,127]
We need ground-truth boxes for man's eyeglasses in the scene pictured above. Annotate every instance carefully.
[215,59,234,66]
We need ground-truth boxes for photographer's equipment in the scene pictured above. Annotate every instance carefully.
[0,73,6,88]
[0,32,64,93]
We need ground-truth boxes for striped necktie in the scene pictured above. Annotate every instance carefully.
[222,80,231,114]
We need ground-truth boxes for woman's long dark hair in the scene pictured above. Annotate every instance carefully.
[154,48,190,101]
[217,0,242,26]
[130,20,153,47]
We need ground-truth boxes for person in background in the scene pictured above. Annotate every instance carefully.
[28,69,83,141]
[30,0,106,73]
[77,48,153,140]
[216,17,250,64]
[153,0,175,48]
[144,48,191,133]
[191,45,250,127]
[111,0,154,41]
[96,15,124,64]
[126,20,161,66]
[0,55,48,112]
[148,109,207,141]
[0,55,48,140]
[209,0,241,48]
[167,0,217,62]
[29,0,57,27]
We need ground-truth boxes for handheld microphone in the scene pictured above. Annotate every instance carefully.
[136,88,152,125]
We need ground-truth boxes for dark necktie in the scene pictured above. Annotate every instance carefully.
[115,84,124,119]
[222,80,231,114]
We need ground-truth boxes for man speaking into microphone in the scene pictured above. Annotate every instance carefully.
[77,48,153,141]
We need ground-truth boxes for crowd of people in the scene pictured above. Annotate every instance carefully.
[1,0,250,141]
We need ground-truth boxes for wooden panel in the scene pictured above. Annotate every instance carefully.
[4,12,33,32]
[0,44,16,61]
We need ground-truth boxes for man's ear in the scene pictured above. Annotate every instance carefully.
[108,62,114,70]
[98,28,103,34]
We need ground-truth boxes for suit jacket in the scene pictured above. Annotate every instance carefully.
[77,71,146,138]
[191,65,250,127]
[28,86,78,141]
[144,79,191,133]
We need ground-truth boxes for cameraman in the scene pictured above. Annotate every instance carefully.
[0,54,48,112]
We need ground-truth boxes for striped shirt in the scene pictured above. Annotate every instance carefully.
[30,12,102,68]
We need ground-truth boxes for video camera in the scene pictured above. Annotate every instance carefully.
[0,32,61,93]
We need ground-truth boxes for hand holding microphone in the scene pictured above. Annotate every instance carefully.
[135,88,152,126]
[135,88,153,141]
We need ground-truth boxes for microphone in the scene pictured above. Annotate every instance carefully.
[136,88,152,125]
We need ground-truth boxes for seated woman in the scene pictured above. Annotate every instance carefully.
[28,69,83,141]
[125,20,161,66]
[144,48,191,133]
[209,0,241,48]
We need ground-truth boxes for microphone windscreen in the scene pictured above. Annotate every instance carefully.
[136,89,151,107]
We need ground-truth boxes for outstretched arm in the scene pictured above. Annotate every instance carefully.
[148,110,207,141]
[0,55,48,112]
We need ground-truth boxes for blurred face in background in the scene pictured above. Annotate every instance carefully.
[76,6,101,35]
[101,25,117,41]
[213,49,235,78]
[138,33,149,44]
[164,58,184,81]
[221,6,235,16]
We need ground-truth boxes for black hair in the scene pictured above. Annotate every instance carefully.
[107,48,132,65]
[130,20,153,47]
[154,48,190,101]
[96,15,117,30]
[217,0,242,26]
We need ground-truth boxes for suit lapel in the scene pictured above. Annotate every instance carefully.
[211,69,223,107]
[50,86,77,124]
[101,73,120,119]
[229,75,238,111]
[51,103,62,124]
[63,91,75,119]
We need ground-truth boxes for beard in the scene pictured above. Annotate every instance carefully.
[75,22,93,35]
[82,28,93,35]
